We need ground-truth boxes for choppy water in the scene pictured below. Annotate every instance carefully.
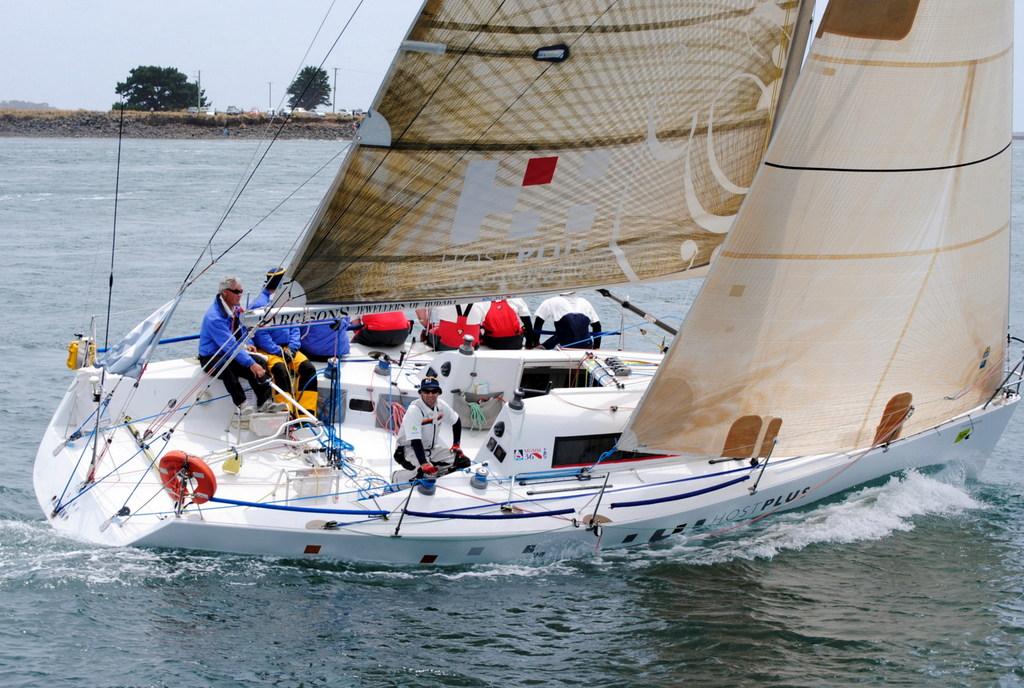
[1,137,1023,687]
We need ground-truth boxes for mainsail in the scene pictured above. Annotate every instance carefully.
[289,0,805,305]
[620,0,1013,458]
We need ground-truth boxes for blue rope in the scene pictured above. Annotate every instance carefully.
[53,442,150,514]
[357,476,393,500]
[208,496,387,516]
[590,446,618,470]
[79,394,230,437]
[52,430,103,514]
[610,474,749,509]
[63,396,113,449]
[403,506,575,520]
[515,467,585,482]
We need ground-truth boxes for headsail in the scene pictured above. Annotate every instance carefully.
[289,0,806,305]
[620,0,1013,458]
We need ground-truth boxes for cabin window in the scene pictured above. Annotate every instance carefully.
[817,0,920,41]
[551,433,657,468]
[349,398,374,413]
[519,365,600,398]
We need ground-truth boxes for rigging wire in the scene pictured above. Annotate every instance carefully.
[215,0,343,227]
[103,102,126,349]
[187,145,348,289]
[86,103,128,484]
[288,0,517,296]
[180,0,367,292]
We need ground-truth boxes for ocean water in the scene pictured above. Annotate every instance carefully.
[1,137,1023,687]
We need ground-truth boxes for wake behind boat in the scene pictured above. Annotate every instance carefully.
[35,0,1021,564]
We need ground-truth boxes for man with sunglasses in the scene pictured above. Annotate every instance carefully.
[198,276,276,412]
[393,377,469,480]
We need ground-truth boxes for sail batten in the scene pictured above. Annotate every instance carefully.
[289,0,805,304]
[422,9,773,36]
[619,0,1013,459]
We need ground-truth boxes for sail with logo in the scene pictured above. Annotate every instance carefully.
[619,0,1013,459]
[289,0,809,306]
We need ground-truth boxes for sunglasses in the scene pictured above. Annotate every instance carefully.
[225,288,244,295]
[420,390,440,394]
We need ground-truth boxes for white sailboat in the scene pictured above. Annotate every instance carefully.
[35,0,1020,565]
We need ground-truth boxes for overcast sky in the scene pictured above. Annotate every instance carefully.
[0,1,421,114]
[1,1,1022,128]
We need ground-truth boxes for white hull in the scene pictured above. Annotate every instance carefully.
[35,346,1019,565]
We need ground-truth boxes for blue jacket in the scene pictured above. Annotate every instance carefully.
[198,296,255,367]
[301,318,351,358]
[250,289,301,355]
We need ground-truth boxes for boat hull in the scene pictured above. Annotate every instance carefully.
[36,358,1016,564]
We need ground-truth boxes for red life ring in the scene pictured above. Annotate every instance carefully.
[158,451,218,504]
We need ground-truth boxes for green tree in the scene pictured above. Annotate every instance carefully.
[286,66,331,111]
[115,66,207,111]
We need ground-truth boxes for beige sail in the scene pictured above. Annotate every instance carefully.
[620,0,1013,458]
[289,0,805,305]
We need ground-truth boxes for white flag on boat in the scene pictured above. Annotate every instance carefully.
[96,295,182,379]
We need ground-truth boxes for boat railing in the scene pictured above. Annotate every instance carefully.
[986,338,1024,408]
[204,417,331,464]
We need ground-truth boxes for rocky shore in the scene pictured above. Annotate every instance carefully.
[0,109,359,140]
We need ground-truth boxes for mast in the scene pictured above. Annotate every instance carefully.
[771,0,816,138]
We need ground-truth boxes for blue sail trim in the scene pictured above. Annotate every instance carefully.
[610,475,749,509]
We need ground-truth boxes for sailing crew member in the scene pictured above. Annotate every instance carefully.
[300,317,352,361]
[417,302,487,350]
[351,311,412,348]
[533,292,602,349]
[480,297,533,349]
[197,276,276,411]
[249,268,318,416]
[394,378,468,477]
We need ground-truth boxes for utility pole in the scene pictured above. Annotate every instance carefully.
[333,67,339,113]
[267,82,272,113]
[196,70,201,110]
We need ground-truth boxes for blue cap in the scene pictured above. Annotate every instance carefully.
[419,378,442,393]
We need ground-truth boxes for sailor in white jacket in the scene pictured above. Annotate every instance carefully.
[394,378,467,480]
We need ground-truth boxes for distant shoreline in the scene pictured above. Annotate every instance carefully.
[0,109,358,140]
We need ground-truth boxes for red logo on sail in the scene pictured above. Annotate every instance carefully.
[522,156,558,186]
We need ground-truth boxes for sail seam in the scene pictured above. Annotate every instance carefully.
[721,222,1008,262]
[807,45,1010,70]
[423,7,759,35]
[764,140,1011,175]
[361,112,770,152]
